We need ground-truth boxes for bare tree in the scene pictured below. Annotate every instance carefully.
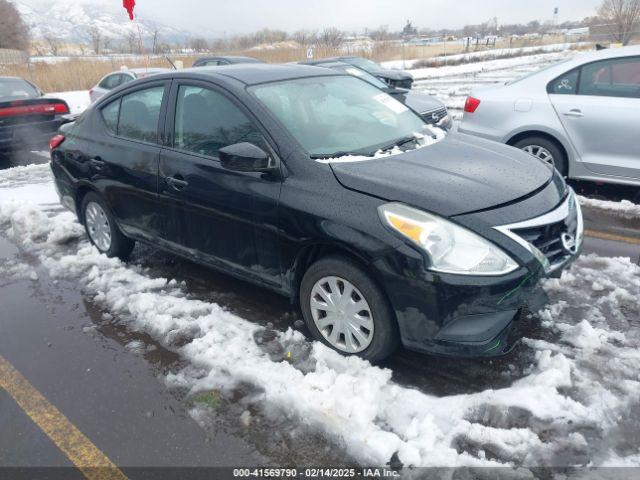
[88,26,102,54]
[126,30,138,54]
[318,27,343,47]
[190,37,209,52]
[0,0,30,50]
[599,0,640,44]
[151,28,159,54]
[44,35,61,56]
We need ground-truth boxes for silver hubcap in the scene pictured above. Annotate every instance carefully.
[522,145,555,166]
[309,276,374,354]
[85,202,111,252]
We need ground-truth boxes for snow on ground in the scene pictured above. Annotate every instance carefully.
[578,196,640,219]
[410,50,576,116]
[47,90,91,115]
[381,43,587,71]
[1,164,639,469]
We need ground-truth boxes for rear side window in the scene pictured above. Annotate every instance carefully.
[579,57,640,99]
[101,100,119,133]
[547,68,579,95]
[99,74,122,90]
[173,85,265,158]
[99,85,165,143]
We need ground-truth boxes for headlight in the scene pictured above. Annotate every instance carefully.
[379,203,519,276]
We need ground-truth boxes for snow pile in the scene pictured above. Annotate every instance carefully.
[1,165,639,468]
[578,196,640,219]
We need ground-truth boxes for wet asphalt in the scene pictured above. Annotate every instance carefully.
[0,151,639,474]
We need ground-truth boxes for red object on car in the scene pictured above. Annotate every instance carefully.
[49,134,65,151]
[0,101,69,117]
[123,0,135,20]
[464,97,481,114]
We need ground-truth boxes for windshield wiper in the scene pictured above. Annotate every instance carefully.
[310,151,362,159]
[374,135,417,154]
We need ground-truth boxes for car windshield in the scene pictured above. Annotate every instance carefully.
[250,76,428,158]
[344,57,384,74]
[338,66,389,89]
[0,78,40,100]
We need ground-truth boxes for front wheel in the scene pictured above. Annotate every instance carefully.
[513,136,568,177]
[300,256,399,362]
[81,192,134,259]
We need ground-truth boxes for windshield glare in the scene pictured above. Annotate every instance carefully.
[250,76,428,157]
[341,66,389,89]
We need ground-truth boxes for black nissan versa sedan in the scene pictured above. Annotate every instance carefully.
[50,64,583,362]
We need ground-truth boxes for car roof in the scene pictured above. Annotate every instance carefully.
[195,55,263,63]
[170,63,342,86]
[573,45,640,62]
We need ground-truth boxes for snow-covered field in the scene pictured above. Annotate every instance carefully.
[1,163,639,470]
[410,50,576,116]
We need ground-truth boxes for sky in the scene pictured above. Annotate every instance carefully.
[131,0,601,36]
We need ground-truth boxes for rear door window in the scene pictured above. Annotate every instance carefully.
[100,85,165,143]
[579,57,640,98]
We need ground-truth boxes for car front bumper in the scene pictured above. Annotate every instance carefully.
[373,190,583,357]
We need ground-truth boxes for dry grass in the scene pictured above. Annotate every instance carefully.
[0,35,584,93]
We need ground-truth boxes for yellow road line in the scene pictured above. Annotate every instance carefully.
[0,354,128,480]
[585,229,640,246]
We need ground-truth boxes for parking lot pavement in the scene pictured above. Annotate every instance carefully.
[0,236,274,474]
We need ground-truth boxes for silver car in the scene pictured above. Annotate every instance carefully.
[459,46,640,186]
[89,68,170,103]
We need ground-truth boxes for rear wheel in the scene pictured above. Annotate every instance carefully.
[513,136,568,177]
[81,192,134,259]
[300,256,399,362]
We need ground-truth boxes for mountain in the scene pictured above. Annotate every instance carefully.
[12,0,192,45]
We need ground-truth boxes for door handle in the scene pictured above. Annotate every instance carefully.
[165,176,189,191]
[563,109,583,118]
[89,157,105,170]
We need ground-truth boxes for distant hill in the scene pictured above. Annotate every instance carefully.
[12,0,192,46]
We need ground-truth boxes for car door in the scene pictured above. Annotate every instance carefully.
[549,56,640,179]
[158,80,283,288]
[89,81,170,241]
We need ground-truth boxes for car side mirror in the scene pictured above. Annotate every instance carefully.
[219,142,275,173]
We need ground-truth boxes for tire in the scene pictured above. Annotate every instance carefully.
[300,255,399,362]
[81,192,134,260]
[513,136,568,177]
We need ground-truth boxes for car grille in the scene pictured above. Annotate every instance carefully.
[510,212,578,266]
[495,190,583,274]
[422,107,448,125]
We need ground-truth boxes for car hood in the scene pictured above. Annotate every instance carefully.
[329,133,555,217]
[390,89,445,114]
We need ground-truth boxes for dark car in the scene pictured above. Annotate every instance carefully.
[50,64,583,362]
[0,77,72,152]
[305,56,414,89]
[192,55,264,67]
[305,61,451,129]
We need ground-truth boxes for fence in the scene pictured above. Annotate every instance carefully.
[0,48,29,65]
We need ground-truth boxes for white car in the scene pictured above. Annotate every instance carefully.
[89,68,170,103]
[459,46,640,186]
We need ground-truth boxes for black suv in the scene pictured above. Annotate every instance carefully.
[50,65,582,361]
